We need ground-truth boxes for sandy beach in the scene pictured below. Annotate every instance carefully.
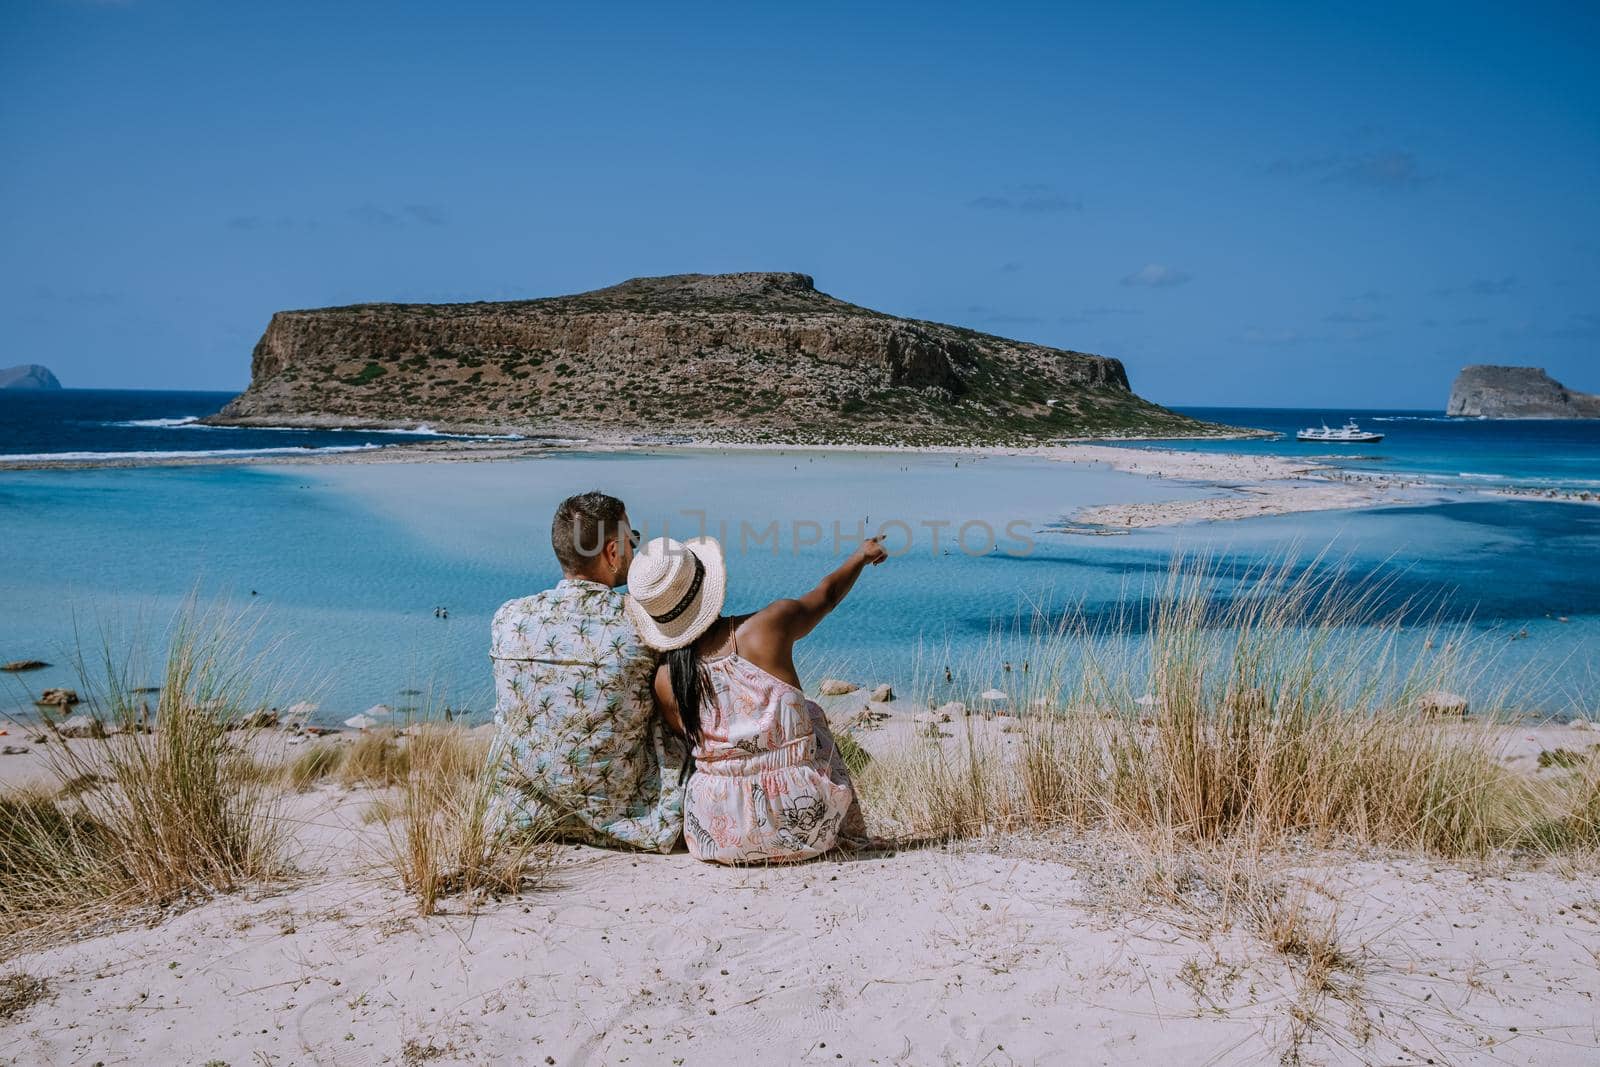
[3,709,1597,1065]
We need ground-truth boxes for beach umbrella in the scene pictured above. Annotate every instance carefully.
[284,701,318,718]
[980,688,1008,702]
[364,703,394,717]
[344,714,378,730]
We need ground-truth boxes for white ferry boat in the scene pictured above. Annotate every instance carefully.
[1295,419,1385,443]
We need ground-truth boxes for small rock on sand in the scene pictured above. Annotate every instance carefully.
[36,688,79,707]
[2,745,29,755]
[847,706,891,730]
[55,714,106,739]
[819,679,858,696]
[1,659,49,672]
[869,684,894,702]
[1417,690,1470,718]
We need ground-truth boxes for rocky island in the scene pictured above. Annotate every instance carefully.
[206,272,1239,445]
[0,364,62,390]
[1447,364,1600,419]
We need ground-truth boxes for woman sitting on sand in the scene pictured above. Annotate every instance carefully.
[624,533,886,864]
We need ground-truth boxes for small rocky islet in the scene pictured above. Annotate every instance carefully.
[0,364,62,390]
[1447,364,1600,419]
[203,271,1251,446]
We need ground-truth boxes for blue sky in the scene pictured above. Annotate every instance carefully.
[3,1,1596,407]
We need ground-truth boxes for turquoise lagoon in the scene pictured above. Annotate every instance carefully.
[2,448,1596,723]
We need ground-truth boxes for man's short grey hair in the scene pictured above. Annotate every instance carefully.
[551,490,626,574]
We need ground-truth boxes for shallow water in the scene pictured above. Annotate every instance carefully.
[2,449,1595,723]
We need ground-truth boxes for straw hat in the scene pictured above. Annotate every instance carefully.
[624,536,727,651]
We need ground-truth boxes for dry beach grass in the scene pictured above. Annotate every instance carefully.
[0,609,288,952]
[857,553,1578,859]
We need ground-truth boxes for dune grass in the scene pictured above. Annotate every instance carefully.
[281,741,344,790]
[847,553,1597,1063]
[377,724,552,915]
[250,719,550,913]
[0,606,288,951]
[242,712,550,914]
[337,729,411,788]
[856,552,1590,861]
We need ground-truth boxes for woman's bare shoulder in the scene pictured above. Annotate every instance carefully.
[744,600,804,629]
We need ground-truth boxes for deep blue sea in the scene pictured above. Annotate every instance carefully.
[1155,406,1600,493]
[0,388,522,461]
[2,391,1596,723]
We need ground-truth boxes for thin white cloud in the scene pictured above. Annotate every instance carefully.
[1121,264,1192,288]
[1269,149,1435,191]
[1239,327,1311,345]
[1323,309,1385,324]
[967,186,1082,213]
[1433,276,1517,297]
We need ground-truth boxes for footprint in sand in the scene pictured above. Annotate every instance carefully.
[707,980,851,1043]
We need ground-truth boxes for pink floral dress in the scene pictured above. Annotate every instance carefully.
[684,650,867,865]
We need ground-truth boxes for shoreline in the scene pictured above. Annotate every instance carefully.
[1,430,1594,533]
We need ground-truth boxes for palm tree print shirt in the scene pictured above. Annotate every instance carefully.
[489,577,686,852]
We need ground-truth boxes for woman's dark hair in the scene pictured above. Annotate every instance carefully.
[665,644,707,783]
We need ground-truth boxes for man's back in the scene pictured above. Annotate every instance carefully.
[489,576,685,852]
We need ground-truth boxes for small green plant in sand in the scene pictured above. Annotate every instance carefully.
[1520,757,1600,853]
[832,731,872,778]
[0,971,51,1021]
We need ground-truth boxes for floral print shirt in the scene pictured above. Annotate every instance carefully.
[488,577,685,852]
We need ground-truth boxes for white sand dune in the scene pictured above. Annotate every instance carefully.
[4,770,1597,1066]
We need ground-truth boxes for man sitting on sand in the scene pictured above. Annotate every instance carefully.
[487,491,686,851]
